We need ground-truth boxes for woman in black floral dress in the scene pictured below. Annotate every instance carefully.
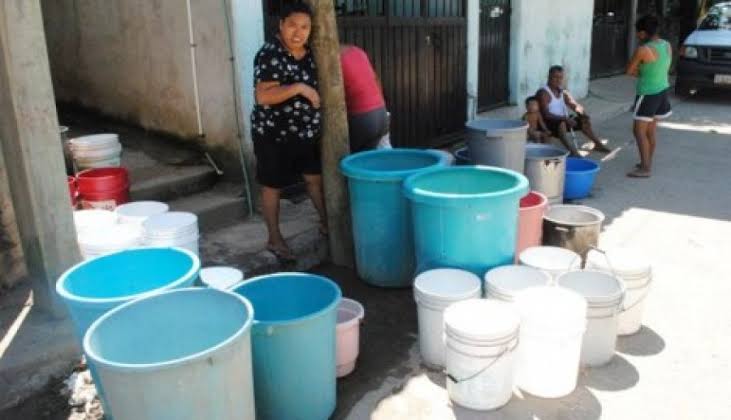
[251,2,327,261]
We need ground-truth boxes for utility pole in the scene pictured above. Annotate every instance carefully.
[0,0,81,316]
[304,0,354,268]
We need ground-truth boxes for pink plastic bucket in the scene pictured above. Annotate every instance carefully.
[516,191,548,261]
[336,298,365,377]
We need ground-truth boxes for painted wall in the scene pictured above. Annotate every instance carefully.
[509,0,595,103]
[40,0,247,175]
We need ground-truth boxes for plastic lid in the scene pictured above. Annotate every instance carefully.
[485,265,551,298]
[78,224,142,251]
[116,201,170,220]
[519,246,581,272]
[143,212,198,234]
[556,270,625,305]
[200,267,244,290]
[444,299,519,342]
[514,286,587,330]
[414,268,482,302]
[74,209,118,231]
[70,134,119,148]
[586,248,651,278]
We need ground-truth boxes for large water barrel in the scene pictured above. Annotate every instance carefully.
[404,166,529,276]
[465,119,528,172]
[340,149,449,287]
[231,273,341,420]
[83,288,255,420]
[56,247,200,412]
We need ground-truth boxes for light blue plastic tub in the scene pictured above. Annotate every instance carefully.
[56,247,200,415]
[340,148,449,287]
[231,273,341,420]
[83,288,255,420]
[403,166,529,276]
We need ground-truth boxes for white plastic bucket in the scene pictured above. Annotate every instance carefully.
[413,268,482,368]
[514,286,586,398]
[143,212,200,256]
[444,299,519,411]
[200,266,244,290]
[556,270,625,366]
[77,224,143,260]
[115,201,170,226]
[336,298,365,377]
[73,209,118,236]
[519,246,581,280]
[70,134,122,171]
[484,265,551,302]
[586,248,652,335]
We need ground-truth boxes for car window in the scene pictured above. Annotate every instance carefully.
[700,3,731,30]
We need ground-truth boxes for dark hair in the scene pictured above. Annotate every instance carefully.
[280,2,313,21]
[525,96,538,106]
[549,65,564,76]
[636,15,659,37]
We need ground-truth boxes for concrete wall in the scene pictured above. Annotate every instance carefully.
[41,0,245,175]
[509,0,595,103]
[0,152,27,291]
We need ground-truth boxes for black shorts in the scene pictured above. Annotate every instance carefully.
[633,89,672,122]
[348,107,389,153]
[545,114,585,137]
[253,137,321,189]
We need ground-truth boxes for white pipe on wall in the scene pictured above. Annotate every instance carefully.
[185,0,204,137]
[466,0,480,121]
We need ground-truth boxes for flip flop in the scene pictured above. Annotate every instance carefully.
[266,245,296,262]
[627,169,651,178]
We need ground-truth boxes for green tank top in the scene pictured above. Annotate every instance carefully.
[637,39,671,95]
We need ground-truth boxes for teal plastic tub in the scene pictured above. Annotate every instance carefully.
[403,166,529,276]
[83,288,255,420]
[231,273,341,420]
[341,149,449,287]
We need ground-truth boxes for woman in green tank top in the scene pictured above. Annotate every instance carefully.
[626,15,673,178]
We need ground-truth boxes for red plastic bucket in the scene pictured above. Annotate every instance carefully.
[68,176,78,208]
[77,167,130,210]
[516,191,548,261]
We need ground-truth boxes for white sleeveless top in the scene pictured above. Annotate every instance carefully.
[542,85,568,117]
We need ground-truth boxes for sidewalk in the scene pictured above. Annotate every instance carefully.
[478,75,638,126]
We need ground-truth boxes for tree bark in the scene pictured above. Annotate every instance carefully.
[304,0,354,268]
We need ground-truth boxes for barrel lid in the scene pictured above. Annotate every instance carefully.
[514,286,587,330]
[519,246,581,272]
[116,201,170,220]
[143,212,198,234]
[444,299,519,342]
[200,266,244,290]
[78,224,142,250]
[70,133,119,148]
[485,265,551,298]
[586,248,651,278]
[556,270,625,306]
[414,268,482,302]
[74,209,118,231]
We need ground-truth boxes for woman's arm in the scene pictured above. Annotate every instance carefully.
[255,81,303,106]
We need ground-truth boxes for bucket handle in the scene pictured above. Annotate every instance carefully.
[445,340,518,385]
[588,245,636,313]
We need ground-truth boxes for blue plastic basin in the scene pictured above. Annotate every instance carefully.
[231,273,342,420]
[340,149,449,287]
[404,166,529,276]
[564,158,600,199]
[84,288,255,419]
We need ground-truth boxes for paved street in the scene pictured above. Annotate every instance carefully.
[327,90,731,420]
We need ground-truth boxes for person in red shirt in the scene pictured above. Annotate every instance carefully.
[339,44,390,152]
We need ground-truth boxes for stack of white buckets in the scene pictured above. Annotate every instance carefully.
[414,245,652,410]
[73,202,201,259]
[69,133,123,171]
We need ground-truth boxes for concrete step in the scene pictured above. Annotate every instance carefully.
[129,163,218,202]
[167,183,249,232]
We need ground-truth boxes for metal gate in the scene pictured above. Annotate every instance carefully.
[478,0,510,111]
[263,1,467,148]
[591,0,630,78]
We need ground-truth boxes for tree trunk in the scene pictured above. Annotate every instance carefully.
[304,0,354,268]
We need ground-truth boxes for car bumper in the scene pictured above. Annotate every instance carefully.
[677,58,731,89]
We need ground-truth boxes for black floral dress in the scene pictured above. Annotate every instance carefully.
[250,40,322,188]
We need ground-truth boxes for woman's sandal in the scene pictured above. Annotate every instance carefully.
[266,244,296,262]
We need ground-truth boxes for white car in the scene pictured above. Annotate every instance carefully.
[676,1,731,95]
